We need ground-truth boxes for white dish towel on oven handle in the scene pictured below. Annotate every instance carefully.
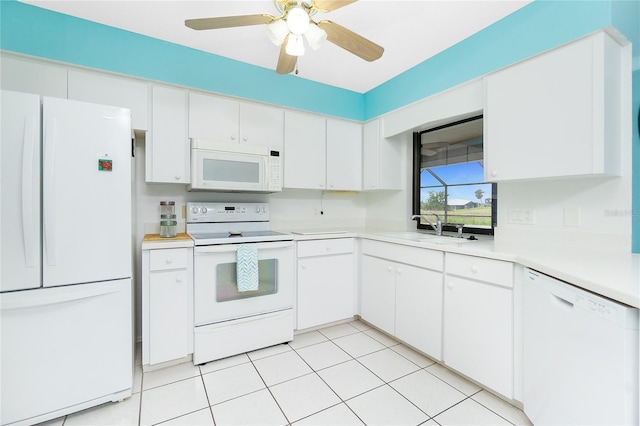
[237,244,259,292]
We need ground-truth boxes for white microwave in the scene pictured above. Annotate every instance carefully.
[188,139,282,192]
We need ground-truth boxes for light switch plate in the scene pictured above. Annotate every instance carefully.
[564,207,581,227]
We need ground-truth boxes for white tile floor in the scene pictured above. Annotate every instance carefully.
[38,321,533,426]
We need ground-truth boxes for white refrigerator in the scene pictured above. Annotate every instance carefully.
[1,91,133,425]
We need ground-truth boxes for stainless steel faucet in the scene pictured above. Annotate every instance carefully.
[411,214,443,236]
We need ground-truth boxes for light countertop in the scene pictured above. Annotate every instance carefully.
[141,233,194,250]
[284,228,640,308]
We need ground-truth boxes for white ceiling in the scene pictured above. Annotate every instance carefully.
[21,0,532,93]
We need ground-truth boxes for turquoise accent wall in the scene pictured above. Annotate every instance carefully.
[632,70,640,254]
[364,1,613,119]
[1,0,639,251]
[0,1,365,120]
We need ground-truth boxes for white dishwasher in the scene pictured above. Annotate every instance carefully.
[523,268,638,425]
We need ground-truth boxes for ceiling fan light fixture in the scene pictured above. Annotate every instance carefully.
[286,34,305,56]
[304,23,327,50]
[286,6,309,35]
[266,19,289,45]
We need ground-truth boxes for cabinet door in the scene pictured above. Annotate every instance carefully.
[188,92,239,142]
[484,33,621,181]
[284,110,326,189]
[395,266,443,361]
[360,255,395,335]
[68,69,149,130]
[147,86,189,183]
[363,120,381,191]
[363,119,402,190]
[297,253,354,330]
[0,55,67,98]
[239,102,284,148]
[326,119,362,190]
[149,269,188,365]
[443,276,513,397]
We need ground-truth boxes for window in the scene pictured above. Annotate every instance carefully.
[412,115,497,235]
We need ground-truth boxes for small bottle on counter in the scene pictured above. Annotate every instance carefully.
[160,214,177,238]
[159,201,177,238]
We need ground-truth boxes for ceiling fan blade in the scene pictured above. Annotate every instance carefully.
[276,36,297,74]
[185,14,274,30]
[312,0,358,12]
[317,20,383,62]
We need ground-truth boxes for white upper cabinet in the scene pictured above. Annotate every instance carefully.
[68,69,149,131]
[1,55,67,99]
[363,119,402,191]
[326,118,362,191]
[189,93,239,143]
[146,85,189,184]
[484,31,626,181]
[188,92,284,148]
[239,102,284,148]
[284,111,363,190]
[284,110,326,189]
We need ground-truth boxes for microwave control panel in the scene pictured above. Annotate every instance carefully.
[268,150,282,191]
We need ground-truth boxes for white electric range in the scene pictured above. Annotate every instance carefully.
[186,202,295,365]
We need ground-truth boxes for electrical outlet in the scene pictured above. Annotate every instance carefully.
[509,208,536,225]
[564,207,581,227]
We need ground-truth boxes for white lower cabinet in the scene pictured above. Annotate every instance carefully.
[296,238,355,330]
[142,246,194,368]
[443,253,514,398]
[360,240,444,360]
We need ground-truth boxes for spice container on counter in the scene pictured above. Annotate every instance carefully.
[160,201,175,216]
[159,201,177,238]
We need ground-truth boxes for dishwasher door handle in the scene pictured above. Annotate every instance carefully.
[550,293,574,310]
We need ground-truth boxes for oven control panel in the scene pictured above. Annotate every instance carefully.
[186,202,269,223]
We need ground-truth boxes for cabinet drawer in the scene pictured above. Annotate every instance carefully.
[297,238,354,258]
[362,239,443,272]
[149,248,189,271]
[445,253,513,288]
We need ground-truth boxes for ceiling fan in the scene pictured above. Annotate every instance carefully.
[185,0,384,75]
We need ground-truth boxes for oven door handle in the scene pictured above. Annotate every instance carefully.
[194,241,294,254]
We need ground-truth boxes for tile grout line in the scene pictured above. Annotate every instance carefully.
[196,367,218,426]
[248,350,293,425]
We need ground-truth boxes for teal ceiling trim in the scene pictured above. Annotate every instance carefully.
[632,70,640,254]
[363,0,614,120]
[0,1,364,120]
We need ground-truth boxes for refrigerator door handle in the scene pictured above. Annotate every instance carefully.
[1,280,124,311]
[21,115,39,267]
[43,118,57,266]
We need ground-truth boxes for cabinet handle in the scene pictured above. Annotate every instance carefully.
[396,268,402,274]
[447,282,454,289]
[471,265,478,274]
[165,257,173,264]
[301,263,306,269]
[325,245,331,251]
[329,184,334,188]
[175,174,181,180]
[387,266,393,273]
[491,170,498,177]
[176,275,183,283]
[242,136,248,142]
[231,135,236,141]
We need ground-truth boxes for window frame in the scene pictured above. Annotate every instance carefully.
[411,116,497,236]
